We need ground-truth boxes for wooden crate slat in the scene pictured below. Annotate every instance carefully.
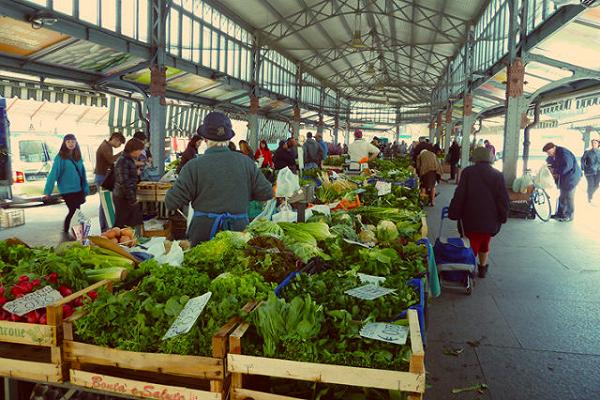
[233,388,305,400]
[227,354,425,393]
[408,309,424,356]
[420,216,428,239]
[70,370,221,400]
[0,320,56,346]
[0,357,62,382]
[64,341,224,379]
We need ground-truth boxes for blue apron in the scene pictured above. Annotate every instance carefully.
[193,211,249,240]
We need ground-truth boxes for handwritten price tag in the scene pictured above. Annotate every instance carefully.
[3,286,63,317]
[375,181,392,196]
[357,273,386,286]
[162,292,212,340]
[344,284,396,300]
[360,322,409,345]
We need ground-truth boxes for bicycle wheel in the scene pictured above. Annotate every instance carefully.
[532,187,552,222]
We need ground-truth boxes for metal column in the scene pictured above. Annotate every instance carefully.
[248,95,259,149]
[502,0,526,186]
[292,105,300,138]
[344,107,351,145]
[428,119,435,142]
[395,107,401,143]
[317,87,325,136]
[435,111,443,145]
[583,126,592,150]
[461,94,474,168]
[444,106,453,154]
[148,0,169,175]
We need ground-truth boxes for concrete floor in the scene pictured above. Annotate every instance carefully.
[424,182,600,400]
[0,196,102,247]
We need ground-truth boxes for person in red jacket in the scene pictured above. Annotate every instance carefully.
[254,139,274,168]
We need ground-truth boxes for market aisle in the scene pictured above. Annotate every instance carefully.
[0,197,101,247]
[424,182,600,400]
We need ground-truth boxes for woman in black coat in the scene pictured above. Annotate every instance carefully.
[273,140,297,172]
[448,147,510,278]
[177,134,202,174]
[113,139,146,230]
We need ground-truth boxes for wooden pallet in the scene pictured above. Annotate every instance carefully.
[0,280,110,383]
[227,309,426,400]
[63,302,257,400]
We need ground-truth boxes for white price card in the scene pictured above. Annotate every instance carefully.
[375,181,392,196]
[162,292,212,340]
[2,286,63,317]
[360,322,409,345]
[357,273,386,286]
[345,284,396,300]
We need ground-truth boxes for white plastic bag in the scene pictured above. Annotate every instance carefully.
[275,167,300,198]
[155,241,184,267]
[250,199,278,222]
[534,166,556,191]
[272,203,297,223]
[512,174,534,193]
[160,170,177,182]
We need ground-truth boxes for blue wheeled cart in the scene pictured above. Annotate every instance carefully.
[433,207,477,295]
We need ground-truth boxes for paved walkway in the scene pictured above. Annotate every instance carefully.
[424,182,600,400]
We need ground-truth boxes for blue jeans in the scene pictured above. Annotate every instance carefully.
[95,174,108,232]
[304,162,318,170]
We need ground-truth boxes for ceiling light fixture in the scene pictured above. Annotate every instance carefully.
[28,11,58,29]
[351,1,367,49]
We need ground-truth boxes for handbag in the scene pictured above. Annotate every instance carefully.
[101,169,115,191]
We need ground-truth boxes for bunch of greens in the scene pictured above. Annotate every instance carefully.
[182,231,251,278]
[245,276,414,372]
[246,236,299,282]
[74,261,273,356]
[278,222,332,262]
[279,270,418,322]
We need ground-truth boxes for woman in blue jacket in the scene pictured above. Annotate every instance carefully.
[44,134,90,233]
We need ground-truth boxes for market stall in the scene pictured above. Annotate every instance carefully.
[0,155,433,400]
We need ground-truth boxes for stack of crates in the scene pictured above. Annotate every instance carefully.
[0,209,25,229]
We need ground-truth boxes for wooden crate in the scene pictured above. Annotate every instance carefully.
[63,302,257,400]
[155,183,173,202]
[0,280,110,383]
[141,220,171,238]
[0,209,25,229]
[228,309,426,400]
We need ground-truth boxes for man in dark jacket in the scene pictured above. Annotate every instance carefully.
[273,140,296,172]
[447,141,461,181]
[303,132,323,170]
[166,112,273,245]
[581,139,600,203]
[543,142,582,221]
[448,147,510,278]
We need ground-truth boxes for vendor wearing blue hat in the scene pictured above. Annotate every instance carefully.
[165,111,273,245]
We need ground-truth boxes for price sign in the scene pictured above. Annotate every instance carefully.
[345,284,396,300]
[3,286,63,317]
[357,273,386,285]
[162,292,212,340]
[360,322,409,345]
[375,181,392,196]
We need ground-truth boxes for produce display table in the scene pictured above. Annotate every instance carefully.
[228,309,425,400]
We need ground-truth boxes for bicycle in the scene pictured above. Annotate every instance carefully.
[525,169,552,222]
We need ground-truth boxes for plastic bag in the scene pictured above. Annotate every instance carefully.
[160,169,177,182]
[275,167,300,198]
[534,166,556,191]
[70,210,92,244]
[251,199,278,222]
[272,203,297,223]
[155,241,184,267]
[512,174,534,193]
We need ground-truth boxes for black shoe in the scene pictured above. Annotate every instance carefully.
[478,264,488,278]
[558,216,573,222]
[550,214,562,220]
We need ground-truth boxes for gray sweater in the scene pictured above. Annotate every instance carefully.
[165,147,273,244]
